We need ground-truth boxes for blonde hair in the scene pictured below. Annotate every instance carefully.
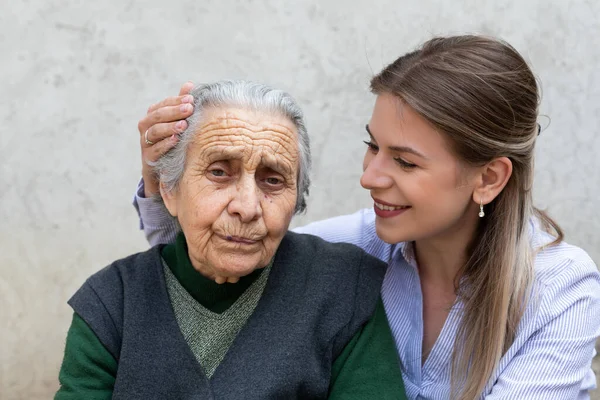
[371,35,563,399]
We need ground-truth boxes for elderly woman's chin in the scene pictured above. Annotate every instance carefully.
[211,252,271,280]
[184,234,278,282]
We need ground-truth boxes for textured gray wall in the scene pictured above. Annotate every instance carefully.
[1,0,599,398]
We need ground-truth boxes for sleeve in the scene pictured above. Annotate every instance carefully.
[292,208,393,262]
[486,258,600,399]
[54,313,117,400]
[329,299,407,400]
[132,178,179,246]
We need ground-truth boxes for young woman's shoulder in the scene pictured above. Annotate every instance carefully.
[491,224,599,400]
[532,223,598,288]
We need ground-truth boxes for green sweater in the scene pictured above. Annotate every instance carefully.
[55,234,406,399]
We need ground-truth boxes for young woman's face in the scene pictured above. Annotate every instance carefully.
[361,94,480,244]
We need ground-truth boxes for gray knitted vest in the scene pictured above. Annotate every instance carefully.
[163,259,273,378]
[69,231,387,400]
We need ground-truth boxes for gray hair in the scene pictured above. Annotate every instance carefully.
[152,80,311,213]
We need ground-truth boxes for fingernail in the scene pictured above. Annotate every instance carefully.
[175,120,187,130]
[181,95,193,104]
[171,134,179,142]
[180,104,192,113]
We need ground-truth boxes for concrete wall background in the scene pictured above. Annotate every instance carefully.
[1,0,599,398]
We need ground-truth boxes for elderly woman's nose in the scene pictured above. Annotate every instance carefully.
[360,157,394,190]
[228,179,263,222]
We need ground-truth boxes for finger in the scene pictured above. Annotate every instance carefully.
[144,120,188,145]
[178,81,194,96]
[143,134,179,164]
[138,103,193,136]
[146,93,194,114]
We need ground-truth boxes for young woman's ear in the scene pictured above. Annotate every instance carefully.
[473,156,513,205]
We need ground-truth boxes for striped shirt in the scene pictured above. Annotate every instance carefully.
[134,184,600,399]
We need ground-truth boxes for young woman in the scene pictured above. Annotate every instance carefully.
[134,35,600,399]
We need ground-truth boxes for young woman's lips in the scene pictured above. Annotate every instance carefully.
[372,198,411,218]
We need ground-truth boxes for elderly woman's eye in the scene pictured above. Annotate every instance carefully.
[265,177,282,185]
[209,169,227,177]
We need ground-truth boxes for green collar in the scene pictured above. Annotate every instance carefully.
[161,232,265,313]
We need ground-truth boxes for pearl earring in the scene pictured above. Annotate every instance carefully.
[479,198,485,218]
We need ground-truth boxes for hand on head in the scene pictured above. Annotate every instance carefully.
[138,81,195,197]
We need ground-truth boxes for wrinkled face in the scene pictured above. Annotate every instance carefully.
[360,94,479,244]
[162,107,299,281]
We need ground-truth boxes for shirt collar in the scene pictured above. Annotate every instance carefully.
[399,241,418,269]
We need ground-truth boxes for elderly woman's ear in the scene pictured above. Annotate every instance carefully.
[159,183,178,218]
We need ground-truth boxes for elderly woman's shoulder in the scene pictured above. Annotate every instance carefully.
[79,246,164,297]
[65,246,167,360]
[281,231,387,278]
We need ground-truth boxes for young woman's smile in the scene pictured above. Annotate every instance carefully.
[372,197,411,218]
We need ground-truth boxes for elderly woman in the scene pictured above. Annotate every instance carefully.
[55,81,406,399]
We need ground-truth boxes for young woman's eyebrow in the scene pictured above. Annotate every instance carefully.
[365,124,428,159]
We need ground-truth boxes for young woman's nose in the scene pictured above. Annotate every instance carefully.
[360,155,395,190]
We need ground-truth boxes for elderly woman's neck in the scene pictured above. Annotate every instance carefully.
[162,232,266,313]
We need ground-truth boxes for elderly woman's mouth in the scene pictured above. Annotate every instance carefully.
[216,233,262,245]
